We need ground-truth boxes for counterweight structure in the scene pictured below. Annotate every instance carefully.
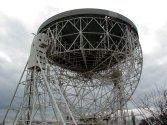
[3,9,143,125]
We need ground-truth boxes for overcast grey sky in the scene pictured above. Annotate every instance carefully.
[0,0,167,122]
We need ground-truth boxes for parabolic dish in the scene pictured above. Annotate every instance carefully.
[38,9,139,74]
[37,9,143,118]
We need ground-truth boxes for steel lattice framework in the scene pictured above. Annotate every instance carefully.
[3,9,143,125]
[41,16,143,118]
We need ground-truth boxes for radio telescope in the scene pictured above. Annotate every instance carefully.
[3,9,142,125]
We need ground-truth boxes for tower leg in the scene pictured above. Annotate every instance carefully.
[109,69,130,125]
[37,56,77,125]
[3,57,78,125]
[2,62,28,125]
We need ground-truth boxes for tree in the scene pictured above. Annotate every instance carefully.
[140,87,167,125]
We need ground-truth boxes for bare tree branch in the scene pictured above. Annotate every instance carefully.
[139,87,167,125]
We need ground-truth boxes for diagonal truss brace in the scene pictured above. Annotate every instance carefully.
[36,56,77,125]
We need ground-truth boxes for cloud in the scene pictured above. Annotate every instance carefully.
[0,13,32,122]
[0,51,12,63]
[133,22,167,101]
[0,7,60,122]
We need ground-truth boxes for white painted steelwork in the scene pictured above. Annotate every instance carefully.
[3,9,142,125]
